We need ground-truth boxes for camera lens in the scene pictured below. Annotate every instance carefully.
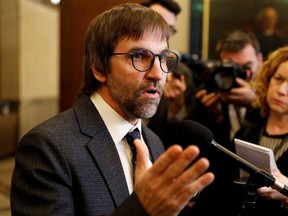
[214,70,235,91]
[212,59,247,92]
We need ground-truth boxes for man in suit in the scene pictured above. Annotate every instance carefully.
[10,3,214,216]
[190,30,264,215]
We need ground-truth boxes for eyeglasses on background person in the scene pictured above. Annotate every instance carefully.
[111,49,179,73]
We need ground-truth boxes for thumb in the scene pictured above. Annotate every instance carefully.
[133,139,151,173]
[235,77,248,87]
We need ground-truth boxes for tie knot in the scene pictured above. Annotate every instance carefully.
[125,128,140,144]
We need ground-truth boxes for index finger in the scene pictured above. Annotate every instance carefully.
[150,145,200,180]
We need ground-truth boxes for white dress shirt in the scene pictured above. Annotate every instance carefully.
[90,91,151,193]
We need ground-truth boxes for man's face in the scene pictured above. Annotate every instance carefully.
[220,44,263,81]
[149,4,177,35]
[98,31,169,123]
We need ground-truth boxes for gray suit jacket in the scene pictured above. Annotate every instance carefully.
[11,95,165,216]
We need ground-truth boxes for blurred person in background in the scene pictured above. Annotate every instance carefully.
[195,30,264,147]
[142,0,197,149]
[234,46,288,216]
[188,30,264,216]
[254,6,287,60]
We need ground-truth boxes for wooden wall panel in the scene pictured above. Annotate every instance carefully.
[60,0,140,111]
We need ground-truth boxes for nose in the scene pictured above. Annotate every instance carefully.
[278,81,288,95]
[145,58,165,81]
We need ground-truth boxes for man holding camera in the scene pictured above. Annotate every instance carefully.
[195,30,263,146]
[187,30,264,215]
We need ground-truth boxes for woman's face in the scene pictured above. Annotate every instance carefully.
[267,61,288,116]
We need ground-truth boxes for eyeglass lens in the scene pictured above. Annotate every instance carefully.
[131,49,178,73]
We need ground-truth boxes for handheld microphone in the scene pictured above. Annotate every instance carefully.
[175,119,288,197]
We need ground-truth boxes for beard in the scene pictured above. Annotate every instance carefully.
[107,74,163,119]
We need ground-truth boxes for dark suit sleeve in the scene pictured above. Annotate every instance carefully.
[111,193,148,216]
[11,127,76,216]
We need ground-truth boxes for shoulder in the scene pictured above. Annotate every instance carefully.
[19,95,98,148]
[234,122,264,143]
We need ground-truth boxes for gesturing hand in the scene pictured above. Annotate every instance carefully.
[133,139,215,216]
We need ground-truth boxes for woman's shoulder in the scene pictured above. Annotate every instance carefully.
[234,121,265,143]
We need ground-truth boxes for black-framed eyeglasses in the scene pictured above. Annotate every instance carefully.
[111,49,179,73]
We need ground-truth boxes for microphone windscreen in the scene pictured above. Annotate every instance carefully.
[174,120,214,147]
[175,120,213,156]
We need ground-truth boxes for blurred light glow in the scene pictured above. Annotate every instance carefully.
[50,0,61,5]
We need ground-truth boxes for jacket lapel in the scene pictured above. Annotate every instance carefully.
[87,131,130,207]
[142,126,165,162]
[73,95,130,207]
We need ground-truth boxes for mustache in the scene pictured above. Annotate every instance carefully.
[142,81,163,94]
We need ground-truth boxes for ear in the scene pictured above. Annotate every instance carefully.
[90,63,106,82]
[257,52,264,65]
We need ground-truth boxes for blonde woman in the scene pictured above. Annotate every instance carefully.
[234,46,288,215]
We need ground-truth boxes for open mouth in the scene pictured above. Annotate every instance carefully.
[145,88,159,95]
[143,87,161,99]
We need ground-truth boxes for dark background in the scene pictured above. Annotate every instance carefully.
[208,0,288,59]
[60,0,288,111]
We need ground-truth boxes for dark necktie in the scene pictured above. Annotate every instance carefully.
[125,128,140,179]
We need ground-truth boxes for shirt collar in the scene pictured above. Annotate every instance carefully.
[90,91,142,144]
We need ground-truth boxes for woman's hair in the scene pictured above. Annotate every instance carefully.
[251,46,288,117]
[78,3,171,97]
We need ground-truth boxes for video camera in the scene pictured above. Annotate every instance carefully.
[181,54,247,93]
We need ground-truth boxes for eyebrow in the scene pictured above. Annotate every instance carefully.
[274,72,285,77]
[128,47,170,53]
[273,72,288,82]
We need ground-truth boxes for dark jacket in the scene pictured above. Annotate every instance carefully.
[234,121,288,216]
[11,94,165,215]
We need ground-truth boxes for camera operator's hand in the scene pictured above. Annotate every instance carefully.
[219,78,256,107]
[164,73,187,117]
[196,89,224,123]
